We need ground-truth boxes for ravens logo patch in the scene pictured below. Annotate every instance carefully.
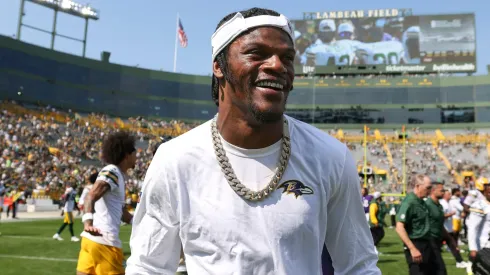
[277,180,314,198]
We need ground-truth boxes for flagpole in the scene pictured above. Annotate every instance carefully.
[173,13,179,73]
[364,125,367,188]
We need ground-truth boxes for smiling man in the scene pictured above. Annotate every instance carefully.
[126,7,380,275]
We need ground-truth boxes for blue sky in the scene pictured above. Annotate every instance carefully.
[0,0,487,76]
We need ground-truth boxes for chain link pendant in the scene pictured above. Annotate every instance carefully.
[211,115,291,202]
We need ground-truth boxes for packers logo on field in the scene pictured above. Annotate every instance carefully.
[278,180,314,198]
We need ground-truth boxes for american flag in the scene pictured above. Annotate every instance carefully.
[178,18,188,48]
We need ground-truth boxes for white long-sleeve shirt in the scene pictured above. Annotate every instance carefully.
[439,199,453,232]
[449,196,464,220]
[467,199,490,252]
[126,116,380,275]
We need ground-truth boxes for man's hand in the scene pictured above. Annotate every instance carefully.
[410,247,422,263]
[83,220,102,236]
[470,250,477,261]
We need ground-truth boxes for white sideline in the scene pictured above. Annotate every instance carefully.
[0,254,77,262]
[0,252,460,262]
[1,235,459,261]
[1,235,130,244]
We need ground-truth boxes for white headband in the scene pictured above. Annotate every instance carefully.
[211,12,295,61]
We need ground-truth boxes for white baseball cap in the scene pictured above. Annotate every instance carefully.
[319,19,336,32]
[338,22,354,34]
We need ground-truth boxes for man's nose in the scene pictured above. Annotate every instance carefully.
[264,55,287,74]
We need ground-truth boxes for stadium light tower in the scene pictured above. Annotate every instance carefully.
[16,0,99,57]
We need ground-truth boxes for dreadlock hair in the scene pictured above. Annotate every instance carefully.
[211,7,281,107]
[101,131,136,166]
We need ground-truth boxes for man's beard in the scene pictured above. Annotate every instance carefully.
[248,99,286,124]
[228,73,288,125]
[246,81,288,125]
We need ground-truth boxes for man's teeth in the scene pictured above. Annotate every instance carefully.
[256,81,284,90]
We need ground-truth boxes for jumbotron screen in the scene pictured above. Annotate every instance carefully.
[291,13,476,75]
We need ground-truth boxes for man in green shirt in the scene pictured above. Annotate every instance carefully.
[425,182,445,242]
[428,184,469,269]
[424,180,451,275]
[395,174,442,275]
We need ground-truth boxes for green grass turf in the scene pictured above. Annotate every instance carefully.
[0,218,469,275]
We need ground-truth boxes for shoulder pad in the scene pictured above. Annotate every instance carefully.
[470,200,485,215]
[98,165,120,184]
[101,164,118,172]
[469,190,479,197]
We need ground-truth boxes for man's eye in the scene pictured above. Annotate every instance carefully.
[247,50,262,56]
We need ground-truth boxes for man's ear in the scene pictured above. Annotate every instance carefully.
[213,61,224,79]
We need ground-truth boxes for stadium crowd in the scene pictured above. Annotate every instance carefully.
[0,100,198,215]
[1,99,489,215]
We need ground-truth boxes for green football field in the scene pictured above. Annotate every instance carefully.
[0,219,469,275]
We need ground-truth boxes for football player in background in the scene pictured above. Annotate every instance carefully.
[402,26,421,64]
[464,177,489,249]
[464,178,488,216]
[76,131,136,275]
[467,181,490,274]
[313,19,337,45]
[356,19,406,66]
[362,187,374,221]
[310,21,362,66]
[369,192,386,254]
[300,19,336,65]
[53,183,80,242]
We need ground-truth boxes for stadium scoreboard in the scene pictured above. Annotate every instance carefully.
[292,9,476,75]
